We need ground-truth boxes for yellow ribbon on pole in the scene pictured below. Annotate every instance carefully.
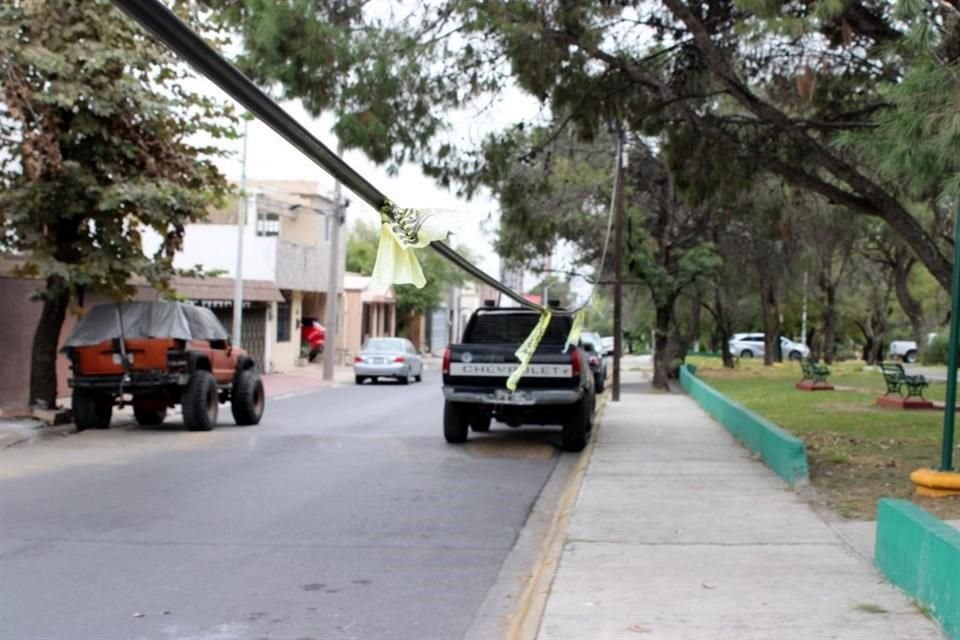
[507,310,552,392]
[563,307,586,354]
[371,200,450,289]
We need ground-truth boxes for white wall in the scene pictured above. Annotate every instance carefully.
[141,195,278,282]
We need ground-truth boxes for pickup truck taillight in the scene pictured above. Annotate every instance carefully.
[167,349,188,372]
[571,350,581,377]
[442,347,451,375]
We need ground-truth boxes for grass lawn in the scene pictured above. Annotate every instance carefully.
[689,356,960,520]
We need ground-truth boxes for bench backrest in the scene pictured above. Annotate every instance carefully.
[880,362,906,380]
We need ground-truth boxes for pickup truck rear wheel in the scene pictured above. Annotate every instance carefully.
[562,398,590,452]
[73,389,112,431]
[444,401,469,443]
[231,369,265,426]
[469,412,491,433]
[182,370,218,431]
[905,350,918,364]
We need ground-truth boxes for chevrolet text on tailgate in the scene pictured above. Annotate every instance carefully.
[441,307,596,452]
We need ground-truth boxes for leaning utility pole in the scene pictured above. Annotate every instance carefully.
[612,129,625,402]
[322,143,345,382]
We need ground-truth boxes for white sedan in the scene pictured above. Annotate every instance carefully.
[728,333,810,360]
[354,337,424,384]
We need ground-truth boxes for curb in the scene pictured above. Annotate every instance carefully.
[679,364,809,486]
[1,422,77,448]
[876,499,960,639]
[506,392,609,640]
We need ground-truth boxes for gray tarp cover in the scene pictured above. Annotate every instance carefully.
[64,302,229,347]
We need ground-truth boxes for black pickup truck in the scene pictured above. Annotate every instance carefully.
[441,307,596,452]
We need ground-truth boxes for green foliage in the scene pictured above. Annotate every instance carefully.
[345,220,469,316]
[920,334,949,366]
[0,0,236,301]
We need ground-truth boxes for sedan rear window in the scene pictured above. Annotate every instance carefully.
[363,338,405,352]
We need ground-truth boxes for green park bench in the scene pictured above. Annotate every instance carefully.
[800,358,831,385]
[879,362,929,400]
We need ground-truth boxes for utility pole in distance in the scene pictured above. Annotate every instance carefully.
[612,128,625,402]
[322,143,345,382]
[232,116,249,348]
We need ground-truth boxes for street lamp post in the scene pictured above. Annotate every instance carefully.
[232,117,248,348]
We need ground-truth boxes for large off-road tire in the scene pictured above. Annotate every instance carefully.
[562,397,590,452]
[133,404,167,426]
[231,369,265,426]
[182,370,218,431]
[469,412,492,433]
[73,388,112,431]
[444,400,469,444]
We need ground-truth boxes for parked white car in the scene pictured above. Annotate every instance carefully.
[888,340,919,363]
[728,333,810,360]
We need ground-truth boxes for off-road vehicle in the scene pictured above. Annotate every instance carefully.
[62,301,265,431]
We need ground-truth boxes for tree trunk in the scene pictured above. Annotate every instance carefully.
[29,279,70,408]
[893,259,926,349]
[686,287,702,352]
[822,280,837,364]
[760,278,778,366]
[652,303,673,391]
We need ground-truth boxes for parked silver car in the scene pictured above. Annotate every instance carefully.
[728,333,810,360]
[354,337,424,384]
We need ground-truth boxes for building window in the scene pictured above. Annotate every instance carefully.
[257,212,280,237]
[276,299,291,342]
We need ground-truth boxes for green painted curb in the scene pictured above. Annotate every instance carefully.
[876,499,960,639]
[679,364,809,485]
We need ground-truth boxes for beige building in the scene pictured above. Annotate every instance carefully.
[143,179,346,373]
[338,272,397,361]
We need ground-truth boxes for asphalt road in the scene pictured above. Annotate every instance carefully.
[0,370,563,640]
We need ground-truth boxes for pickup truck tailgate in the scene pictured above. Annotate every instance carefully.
[444,345,576,389]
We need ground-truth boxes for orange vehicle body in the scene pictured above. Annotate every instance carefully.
[70,338,244,385]
[62,302,265,431]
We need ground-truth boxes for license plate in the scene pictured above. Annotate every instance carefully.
[493,389,534,405]
[371,357,384,364]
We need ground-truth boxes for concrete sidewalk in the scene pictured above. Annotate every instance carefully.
[536,370,946,640]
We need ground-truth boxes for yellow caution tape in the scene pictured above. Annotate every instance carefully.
[507,310,552,391]
[371,200,450,289]
[564,307,587,353]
